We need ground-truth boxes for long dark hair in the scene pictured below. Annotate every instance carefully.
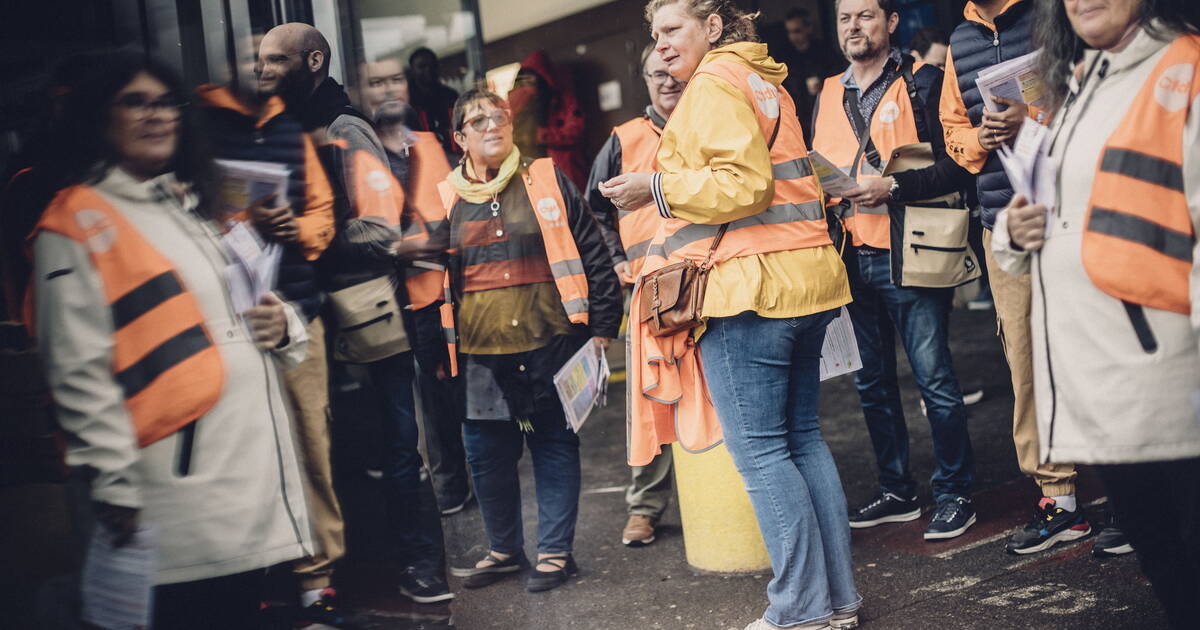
[1036,0,1200,113]
[52,52,216,212]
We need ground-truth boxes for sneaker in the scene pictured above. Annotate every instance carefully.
[298,587,350,626]
[439,487,474,517]
[830,609,860,629]
[622,514,657,546]
[398,566,455,604]
[924,497,977,540]
[849,492,921,529]
[743,618,830,630]
[1005,498,1092,555]
[451,551,526,589]
[1093,512,1135,557]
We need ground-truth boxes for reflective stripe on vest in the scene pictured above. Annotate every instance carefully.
[1081,35,1200,314]
[613,117,665,277]
[645,59,830,268]
[438,158,591,325]
[812,66,924,248]
[35,186,224,447]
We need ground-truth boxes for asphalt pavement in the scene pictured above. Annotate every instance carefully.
[331,308,1166,630]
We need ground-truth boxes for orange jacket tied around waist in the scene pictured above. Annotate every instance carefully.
[612,116,665,279]
[812,63,925,249]
[33,186,225,447]
[626,58,831,466]
[437,157,591,376]
[1081,34,1200,315]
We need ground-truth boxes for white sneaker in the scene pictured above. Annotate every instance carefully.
[743,619,830,630]
[831,609,860,629]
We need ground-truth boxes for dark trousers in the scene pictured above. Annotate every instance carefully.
[1097,458,1200,630]
[417,369,470,503]
[152,571,262,630]
[366,351,439,570]
[846,251,975,503]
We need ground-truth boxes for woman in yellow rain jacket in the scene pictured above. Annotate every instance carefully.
[600,1,860,628]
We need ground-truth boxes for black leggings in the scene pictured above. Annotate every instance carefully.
[1097,457,1200,630]
[152,570,263,630]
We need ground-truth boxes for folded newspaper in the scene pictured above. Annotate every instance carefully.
[808,152,861,197]
[975,50,1045,113]
[554,340,610,433]
[214,159,291,217]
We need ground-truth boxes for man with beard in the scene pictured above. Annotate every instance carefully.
[259,23,458,609]
[587,46,683,548]
[811,0,978,541]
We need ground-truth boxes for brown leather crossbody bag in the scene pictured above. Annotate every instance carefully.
[638,224,728,337]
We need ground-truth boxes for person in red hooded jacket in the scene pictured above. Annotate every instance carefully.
[507,50,589,191]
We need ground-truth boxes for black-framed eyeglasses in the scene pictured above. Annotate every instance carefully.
[260,49,315,66]
[644,71,678,86]
[461,110,511,132]
[112,93,188,118]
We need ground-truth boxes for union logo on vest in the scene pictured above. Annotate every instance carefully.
[878,101,901,124]
[75,208,117,254]
[1155,63,1194,113]
[537,197,563,223]
[747,73,780,120]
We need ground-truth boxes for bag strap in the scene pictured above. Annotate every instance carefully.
[899,55,930,143]
[844,88,881,177]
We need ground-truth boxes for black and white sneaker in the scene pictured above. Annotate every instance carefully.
[849,492,921,529]
[1006,497,1092,555]
[1093,512,1135,557]
[398,566,455,604]
[924,496,977,540]
[439,487,474,517]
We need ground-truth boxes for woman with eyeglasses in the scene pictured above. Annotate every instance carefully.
[30,54,312,628]
[439,88,622,593]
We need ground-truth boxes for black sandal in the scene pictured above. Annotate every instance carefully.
[525,554,578,593]
[450,551,527,589]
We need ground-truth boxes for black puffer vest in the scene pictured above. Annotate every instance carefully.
[949,0,1034,229]
[198,94,323,321]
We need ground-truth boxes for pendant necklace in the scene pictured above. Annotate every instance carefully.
[491,193,504,237]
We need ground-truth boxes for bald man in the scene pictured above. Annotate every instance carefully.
[258,22,455,615]
[258,23,387,163]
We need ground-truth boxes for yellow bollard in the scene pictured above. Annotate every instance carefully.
[671,442,770,573]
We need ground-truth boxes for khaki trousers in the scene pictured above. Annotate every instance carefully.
[626,449,673,518]
[286,317,346,590]
[983,230,1076,496]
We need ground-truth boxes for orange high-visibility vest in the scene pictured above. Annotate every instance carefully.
[327,137,404,226]
[438,157,591,325]
[35,186,225,447]
[627,58,831,466]
[399,131,452,310]
[1081,35,1200,314]
[612,116,665,278]
[812,64,924,249]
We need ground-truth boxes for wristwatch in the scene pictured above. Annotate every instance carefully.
[887,177,901,201]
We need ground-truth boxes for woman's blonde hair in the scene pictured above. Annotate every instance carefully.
[644,0,760,46]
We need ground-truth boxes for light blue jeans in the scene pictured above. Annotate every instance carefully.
[699,309,862,627]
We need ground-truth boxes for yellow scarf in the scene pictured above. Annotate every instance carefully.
[448,147,522,203]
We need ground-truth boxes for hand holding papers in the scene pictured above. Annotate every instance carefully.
[808,152,861,198]
[976,50,1046,113]
[554,338,611,433]
[995,119,1056,240]
[222,221,283,314]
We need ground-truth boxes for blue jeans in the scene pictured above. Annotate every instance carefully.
[699,310,861,627]
[463,407,581,556]
[366,351,438,568]
[847,251,974,503]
